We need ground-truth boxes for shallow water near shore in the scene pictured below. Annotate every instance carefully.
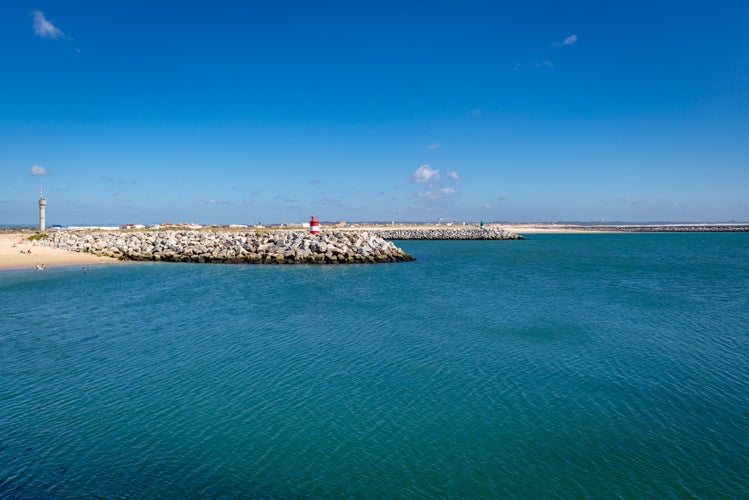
[1,233,748,497]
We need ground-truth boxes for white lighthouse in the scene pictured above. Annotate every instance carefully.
[39,187,46,232]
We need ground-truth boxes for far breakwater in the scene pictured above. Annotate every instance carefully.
[367,227,524,240]
[42,230,414,264]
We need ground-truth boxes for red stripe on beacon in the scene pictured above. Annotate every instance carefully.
[310,216,321,235]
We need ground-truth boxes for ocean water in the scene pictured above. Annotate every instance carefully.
[1,233,747,498]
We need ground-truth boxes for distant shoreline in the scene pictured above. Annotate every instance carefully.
[3,222,748,236]
[501,223,749,234]
[2,224,746,269]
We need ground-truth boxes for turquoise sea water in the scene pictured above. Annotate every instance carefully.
[1,233,748,498]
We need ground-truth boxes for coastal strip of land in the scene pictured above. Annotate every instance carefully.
[366,227,524,240]
[4,223,743,269]
[504,223,749,234]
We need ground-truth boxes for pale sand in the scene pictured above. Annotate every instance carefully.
[349,224,608,234]
[501,224,616,234]
[0,233,119,270]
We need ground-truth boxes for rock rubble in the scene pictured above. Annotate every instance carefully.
[42,230,414,264]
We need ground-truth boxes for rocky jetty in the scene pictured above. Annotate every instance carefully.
[42,230,413,264]
[368,227,524,240]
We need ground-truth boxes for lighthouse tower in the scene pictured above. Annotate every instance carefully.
[39,187,46,232]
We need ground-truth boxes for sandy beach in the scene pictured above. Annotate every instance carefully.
[0,233,119,270]
[501,224,616,234]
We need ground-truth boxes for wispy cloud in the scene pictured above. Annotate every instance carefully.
[30,165,48,176]
[32,11,65,39]
[273,195,298,203]
[410,164,440,183]
[427,143,441,150]
[446,171,460,183]
[205,199,230,205]
[535,60,554,68]
[552,34,578,47]
[563,34,578,45]
[625,196,644,204]
[470,109,482,116]
[99,176,136,185]
[308,179,321,184]
[412,187,457,201]
[482,197,508,209]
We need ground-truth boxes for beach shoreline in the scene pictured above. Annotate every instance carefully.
[3,223,746,269]
[0,233,120,270]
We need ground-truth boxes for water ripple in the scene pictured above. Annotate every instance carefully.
[1,235,748,497]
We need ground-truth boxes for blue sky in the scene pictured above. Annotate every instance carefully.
[1,1,748,224]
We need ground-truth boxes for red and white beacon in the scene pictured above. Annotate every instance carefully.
[310,216,321,235]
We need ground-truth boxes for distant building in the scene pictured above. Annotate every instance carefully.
[39,187,46,232]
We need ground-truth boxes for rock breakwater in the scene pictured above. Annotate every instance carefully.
[42,230,413,264]
[367,227,524,240]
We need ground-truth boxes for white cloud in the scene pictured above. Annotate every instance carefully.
[31,165,48,176]
[535,60,554,68]
[413,188,456,200]
[427,143,441,150]
[482,197,508,209]
[410,164,440,183]
[625,196,644,204]
[447,171,460,182]
[99,175,136,185]
[32,11,65,39]
[415,191,440,200]
[563,34,578,46]
[206,199,229,205]
[553,34,578,47]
